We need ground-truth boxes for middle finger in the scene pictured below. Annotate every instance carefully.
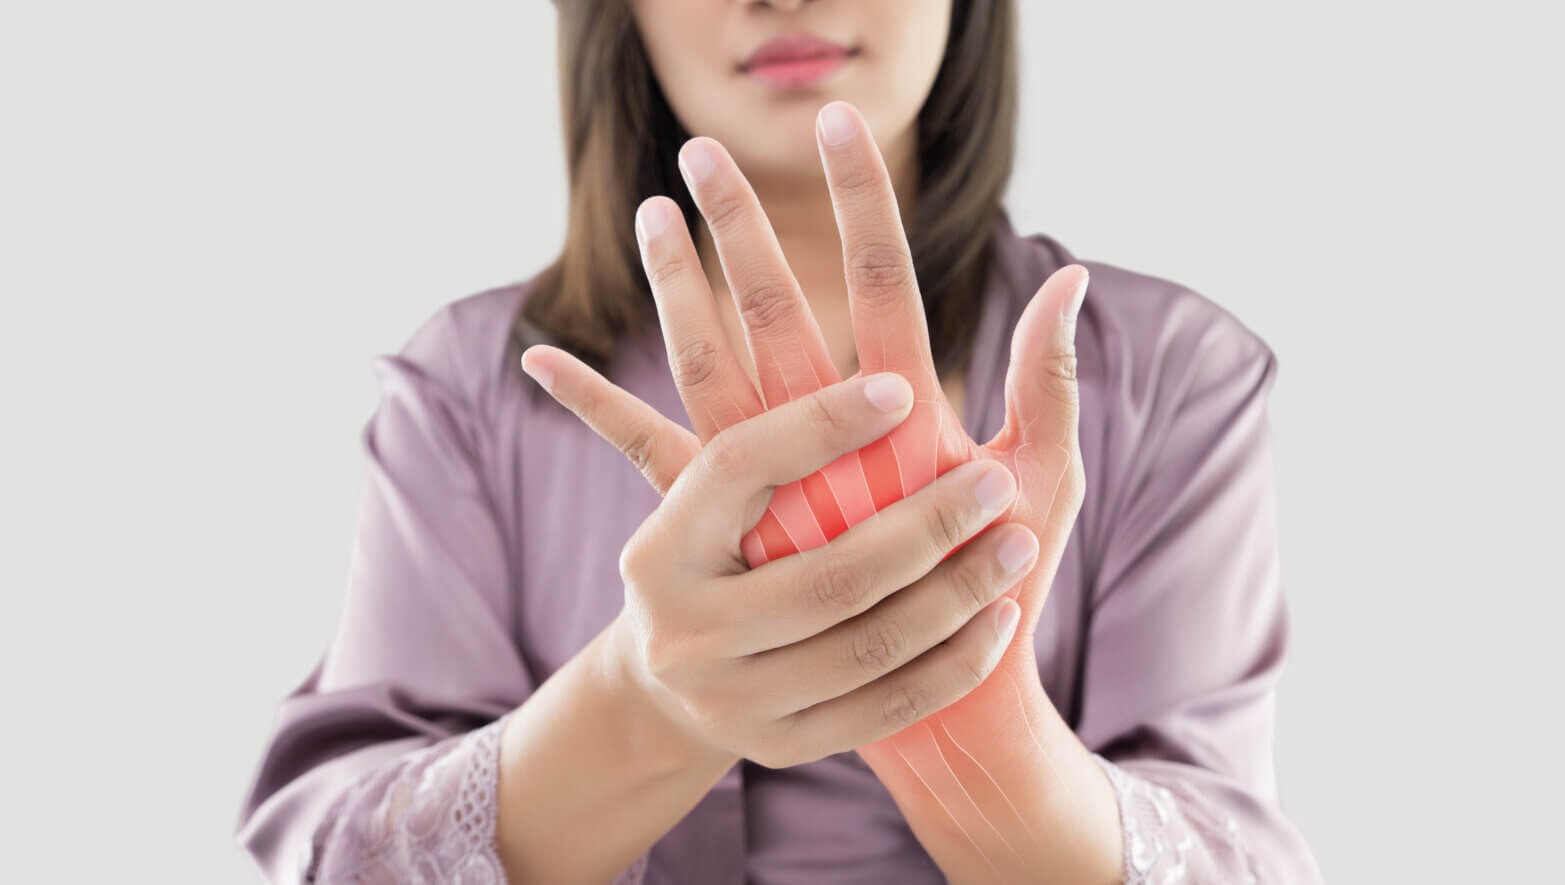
[815,101,940,395]
[678,136,841,408]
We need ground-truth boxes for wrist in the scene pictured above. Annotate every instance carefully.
[592,613,739,780]
[858,663,1123,884]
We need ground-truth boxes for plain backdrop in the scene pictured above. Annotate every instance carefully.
[2,2,1559,881]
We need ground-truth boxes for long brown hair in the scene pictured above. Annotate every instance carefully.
[516,0,1018,379]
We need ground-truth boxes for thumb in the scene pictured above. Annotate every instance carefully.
[990,264,1089,451]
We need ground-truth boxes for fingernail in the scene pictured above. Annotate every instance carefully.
[993,598,1020,642]
[1064,271,1089,323]
[973,464,1016,514]
[637,200,669,242]
[864,373,912,412]
[679,140,717,183]
[521,357,553,391]
[818,103,856,147]
[996,530,1037,575]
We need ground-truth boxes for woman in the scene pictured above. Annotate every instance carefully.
[235,0,1322,882]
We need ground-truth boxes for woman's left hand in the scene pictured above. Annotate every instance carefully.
[522,100,1090,816]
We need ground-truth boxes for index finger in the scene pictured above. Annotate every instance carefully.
[815,100,939,394]
[635,194,764,441]
[668,372,915,562]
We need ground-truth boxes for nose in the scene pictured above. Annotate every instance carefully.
[753,0,812,11]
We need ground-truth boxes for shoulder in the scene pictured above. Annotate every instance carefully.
[381,278,539,420]
[997,223,1277,406]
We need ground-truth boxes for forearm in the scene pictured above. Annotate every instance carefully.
[495,614,738,884]
[858,655,1124,884]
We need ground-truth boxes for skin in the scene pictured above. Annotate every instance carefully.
[495,3,1123,883]
[627,0,957,402]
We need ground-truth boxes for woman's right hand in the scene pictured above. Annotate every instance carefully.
[536,359,1041,769]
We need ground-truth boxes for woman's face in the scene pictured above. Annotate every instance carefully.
[628,0,954,186]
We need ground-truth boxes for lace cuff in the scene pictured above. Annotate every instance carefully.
[1090,753,1261,885]
[305,714,511,884]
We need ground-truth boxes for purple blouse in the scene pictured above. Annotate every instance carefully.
[234,211,1322,883]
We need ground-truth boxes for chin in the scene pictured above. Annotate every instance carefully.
[722,129,833,184]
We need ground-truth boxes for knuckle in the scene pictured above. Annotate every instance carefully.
[646,252,691,291]
[642,625,682,680]
[948,555,996,612]
[567,380,602,423]
[923,496,971,554]
[684,697,729,737]
[881,681,930,730]
[834,163,883,199]
[643,620,717,685]
[1060,457,1087,512]
[736,277,801,335]
[846,241,915,302]
[851,614,907,676]
[958,648,990,692]
[808,551,869,614]
[1037,351,1081,405]
[619,422,658,477]
[671,337,722,392]
[618,536,647,585]
[801,391,847,440]
[703,432,752,481]
[702,190,747,235]
[749,717,800,769]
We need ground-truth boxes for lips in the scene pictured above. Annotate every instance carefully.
[741,32,853,72]
[741,32,856,88]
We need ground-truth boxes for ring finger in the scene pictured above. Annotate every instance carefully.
[635,193,763,440]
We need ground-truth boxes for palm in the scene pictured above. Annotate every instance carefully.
[687,255,1083,767]
[733,296,1077,659]
[549,103,1085,773]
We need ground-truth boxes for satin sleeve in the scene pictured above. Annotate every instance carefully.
[233,303,650,883]
[1076,310,1322,884]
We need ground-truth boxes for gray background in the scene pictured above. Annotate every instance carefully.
[1,1,1558,881]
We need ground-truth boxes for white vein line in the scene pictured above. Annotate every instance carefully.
[771,499,801,555]
[771,349,793,407]
[885,434,907,500]
[926,722,1019,859]
[818,466,850,541]
[939,719,1038,845]
[797,484,830,550]
[931,399,945,482]
[857,450,884,528]
[723,388,753,424]
[893,735,1001,877]
[1002,668,1055,777]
